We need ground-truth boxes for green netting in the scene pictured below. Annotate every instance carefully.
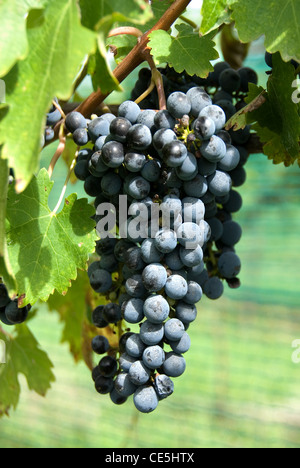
[0,39,300,449]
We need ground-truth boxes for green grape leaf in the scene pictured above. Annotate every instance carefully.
[200,0,232,34]
[0,159,9,257]
[79,0,152,99]
[148,24,219,78]
[0,324,55,417]
[238,55,300,166]
[0,0,96,194]
[5,168,98,307]
[231,0,300,62]
[88,48,122,94]
[79,0,153,31]
[106,35,138,65]
[225,84,267,131]
[0,0,47,77]
[47,270,94,362]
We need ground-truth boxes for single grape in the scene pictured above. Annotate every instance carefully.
[126,175,151,200]
[164,275,188,300]
[110,117,132,142]
[220,220,242,246]
[183,174,208,198]
[126,124,152,150]
[142,263,167,292]
[91,335,110,354]
[143,295,170,324]
[154,374,174,400]
[169,332,191,354]
[164,318,185,341]
[140,320,164,346]
[133,385,159,413]
[119,353,136,372]
[218,251,241,279]
[102,303,122,323]
[124,152,147,172]
[219,68,241,94]
[114,372,138,397]
[141,159,161,182]
[142,345,165,370]
[162,140,188,168]
[92,305,109,328]
[118,100,141,124]
[122,298,145,324]
[162,352,186,377]
[89,269,112,293]
[125,333,146,358]
[165,247,184,271]
[141,238,164,264]
[5,299,31,324]
[183,281,203,305]
[125,275,147,298]
[207,170,232,197]
[186,88,213,116]
[176,222,204,248]
[65,111,87,133]
[175,152,198,181]
[129,360,151,386]
[175,302,197,324]
[167,91,191,118]
[193,116,216,140]
[137,109,156,132]
[94,375,114,394]
[110,388,128,405]
[200,135,227,163]
[154,228,177,254]
[217,145,240,172]
[203,277,224,300]
[179,244,203,268]
[98,355,118,378]
[199,105,226,132]
[101,141,125,168]
[154,110,176,129]
[101,172,122,196]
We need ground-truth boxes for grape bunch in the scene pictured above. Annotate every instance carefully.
[0,281,31,326]
[65,74,250,413]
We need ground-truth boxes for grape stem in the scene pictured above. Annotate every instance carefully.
[108,27,144,38]
[134,80,156,105]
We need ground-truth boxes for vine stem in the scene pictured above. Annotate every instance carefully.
[108,27,144,38]
[48,0,192,146]
[75,0,193,118]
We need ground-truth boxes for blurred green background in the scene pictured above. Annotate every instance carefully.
[1,35,300,448]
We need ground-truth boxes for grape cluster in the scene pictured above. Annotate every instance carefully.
[0,281,31,326]
[65,61,254,413]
